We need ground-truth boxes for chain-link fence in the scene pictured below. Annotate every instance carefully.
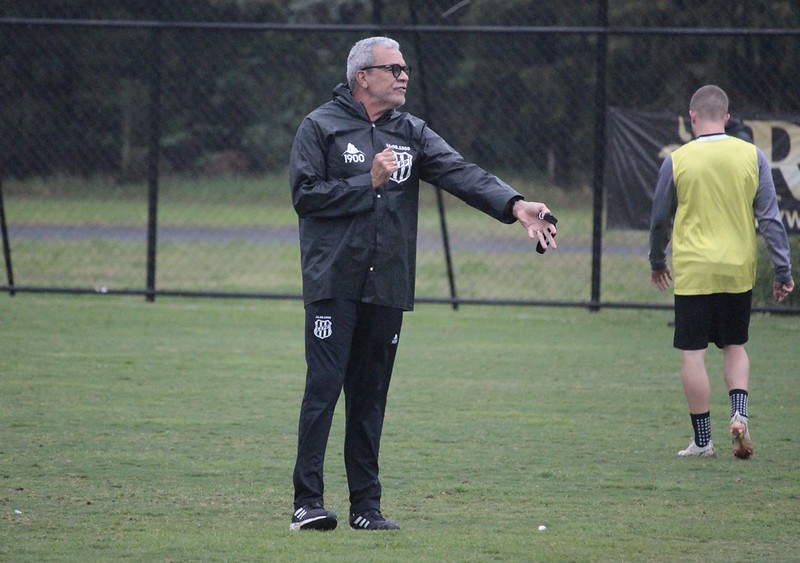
[1,1,799,312]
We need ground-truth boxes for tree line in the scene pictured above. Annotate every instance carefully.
[1,0,798,187]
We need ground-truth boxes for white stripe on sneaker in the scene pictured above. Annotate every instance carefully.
[289,515,326,530]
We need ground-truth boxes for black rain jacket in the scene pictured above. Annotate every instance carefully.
[290,83,521,311]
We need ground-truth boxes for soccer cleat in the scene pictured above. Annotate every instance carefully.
[349,509,400,531]
[677,438,716,457]
[729,412,753,460]
[289,503,338,531]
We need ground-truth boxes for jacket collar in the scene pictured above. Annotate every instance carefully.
[332,83,396,124]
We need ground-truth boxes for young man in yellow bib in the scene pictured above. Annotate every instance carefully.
[649,85,794,459]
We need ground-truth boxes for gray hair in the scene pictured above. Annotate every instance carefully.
[346,36,400,90]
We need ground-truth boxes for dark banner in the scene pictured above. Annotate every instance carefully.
[606,107,800,233]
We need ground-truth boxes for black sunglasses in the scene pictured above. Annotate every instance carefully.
[361,64,411,79]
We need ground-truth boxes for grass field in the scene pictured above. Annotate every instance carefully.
[2,294,799,561]
[1,174,673,305]
[4,174,798,307]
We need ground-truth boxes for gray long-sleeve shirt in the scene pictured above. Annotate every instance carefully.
[649,136,792,284]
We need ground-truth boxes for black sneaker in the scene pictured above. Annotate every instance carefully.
[289,503,337,531]
[349,509,400,531]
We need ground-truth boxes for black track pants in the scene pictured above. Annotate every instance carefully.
[292,299,403,514]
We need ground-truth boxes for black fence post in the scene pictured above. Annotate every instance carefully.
[0,178,15,296]
[408,0,459,310]
[145,26,163,303]
[373,0,381,26]
[590,0,609,312]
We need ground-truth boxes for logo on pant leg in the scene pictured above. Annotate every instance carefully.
[314,316,332,339]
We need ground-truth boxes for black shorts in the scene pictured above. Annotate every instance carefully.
[673,291,752,350]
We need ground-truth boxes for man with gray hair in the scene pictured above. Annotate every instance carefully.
[289,36,558,531]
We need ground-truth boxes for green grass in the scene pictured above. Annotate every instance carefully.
[4,174,295,227]
[2,173,795,306]
[2,295,799,561]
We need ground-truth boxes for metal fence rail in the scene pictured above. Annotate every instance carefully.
[1,2,798,313]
